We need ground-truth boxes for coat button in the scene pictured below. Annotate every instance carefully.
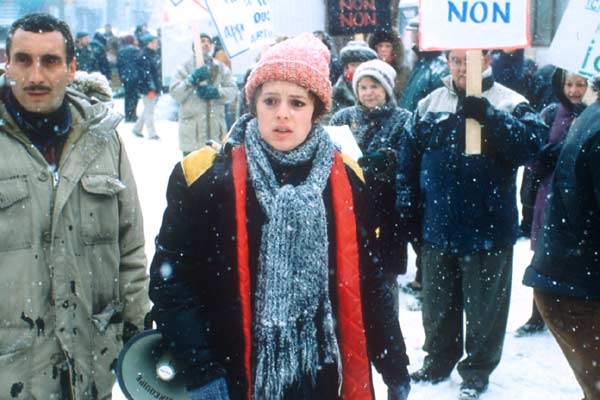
[42,231,52,243]
[38,171,49,182]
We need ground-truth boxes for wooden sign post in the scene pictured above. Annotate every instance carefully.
[465,50,482,155]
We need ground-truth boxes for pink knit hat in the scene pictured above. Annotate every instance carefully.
[245,33,332,115]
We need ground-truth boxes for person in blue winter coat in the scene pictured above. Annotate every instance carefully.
[117,34,142,122]
[398,48,545,400]
[330,58,412,288]
[133,32,161,139]
[522,76,600,400]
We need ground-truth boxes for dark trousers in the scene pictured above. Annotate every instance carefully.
[123,84,139,122]
[420,244,513,383]
[535,291,600,400]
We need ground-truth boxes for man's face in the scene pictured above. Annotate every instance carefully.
[447,49,491,91]
[200,37,212,55]
[6,28,75,114]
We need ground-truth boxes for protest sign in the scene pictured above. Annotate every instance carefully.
[327,0,392,35]
[547,0,600,79]
[161,0,215,86]
[204,0,274,58]
[419,0,530,51]
[419,0,530,154]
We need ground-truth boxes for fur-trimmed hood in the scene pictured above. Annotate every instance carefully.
[69,70,113,104]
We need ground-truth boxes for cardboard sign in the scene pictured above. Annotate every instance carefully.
[419,0,531,51]
[204,0,274,58]
[547,0,600,79]
[327,0,392,36]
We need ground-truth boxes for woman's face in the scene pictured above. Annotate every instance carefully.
[564,74,588,104]
[256,80,315,152]
[357,76,387,109]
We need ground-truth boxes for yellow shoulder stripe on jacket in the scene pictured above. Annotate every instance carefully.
[181,146,218,186]
[341,153,365,183]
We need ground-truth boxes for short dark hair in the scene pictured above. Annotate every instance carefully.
[7,13,75,64]
[200,33,212,43]
[248,84,327,123]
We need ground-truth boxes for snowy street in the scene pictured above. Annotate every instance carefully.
[113,96,581,400]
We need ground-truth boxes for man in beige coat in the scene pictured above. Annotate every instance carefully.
[0,13,148,399]
[170,34,238,156]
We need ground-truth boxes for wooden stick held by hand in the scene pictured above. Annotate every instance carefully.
[465,49,482,155]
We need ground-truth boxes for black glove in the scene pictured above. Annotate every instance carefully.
[358,148,397,182]
[187,377,230,400]
[463,96,491,123]
[188,65,211,85]
[196,85,220,100]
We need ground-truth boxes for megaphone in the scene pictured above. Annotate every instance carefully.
[117,330,188,399]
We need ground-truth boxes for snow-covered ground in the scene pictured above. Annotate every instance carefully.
[112,96,581,399]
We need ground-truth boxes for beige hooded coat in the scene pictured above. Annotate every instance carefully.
[0,74,148,399]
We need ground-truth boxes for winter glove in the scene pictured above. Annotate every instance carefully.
[463,96,491,124]
[388,381,411,400]
[358,148,397,183]
[196,84,220,101]
[537,141,563,171]
[187,377,230,400]
[188,65,211,85]
[147,90,157,99]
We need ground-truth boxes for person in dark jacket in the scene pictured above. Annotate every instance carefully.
[330,59,412,303]
[88,31,112,81]
[149,33,411,400]
[133,32,161,139]
[398,49,545,400]
[330,40,377,115]
[516,69,588,337]
[74,31,93,72]
[523,76,600,400]
[117,34,142,122]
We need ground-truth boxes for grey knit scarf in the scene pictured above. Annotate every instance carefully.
[244,119,341,399]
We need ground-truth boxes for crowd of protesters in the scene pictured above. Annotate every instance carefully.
[0,10,598,400]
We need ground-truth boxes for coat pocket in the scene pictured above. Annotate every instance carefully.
[80,175,125,245]
[0,176,32,252]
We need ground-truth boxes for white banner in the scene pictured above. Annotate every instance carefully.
[547,0,600,79]
[419,0,530,50]
[205,0,274,58]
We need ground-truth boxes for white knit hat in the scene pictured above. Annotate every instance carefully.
[352,59,397,100]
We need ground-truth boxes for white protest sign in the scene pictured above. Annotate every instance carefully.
[547,0,600,79]
[204,0,274,58]
[419,0,530,50]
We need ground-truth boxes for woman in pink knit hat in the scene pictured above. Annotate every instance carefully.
[149,33,411,400]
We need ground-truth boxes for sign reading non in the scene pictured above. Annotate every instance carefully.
[419,0,530,50]
[547,0,600,79]
[204,0,273,58]
[327,0,392,36]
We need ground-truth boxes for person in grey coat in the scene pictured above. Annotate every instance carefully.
[170,34,238,156]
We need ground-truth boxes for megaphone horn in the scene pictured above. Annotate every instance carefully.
[117,330,188,400]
